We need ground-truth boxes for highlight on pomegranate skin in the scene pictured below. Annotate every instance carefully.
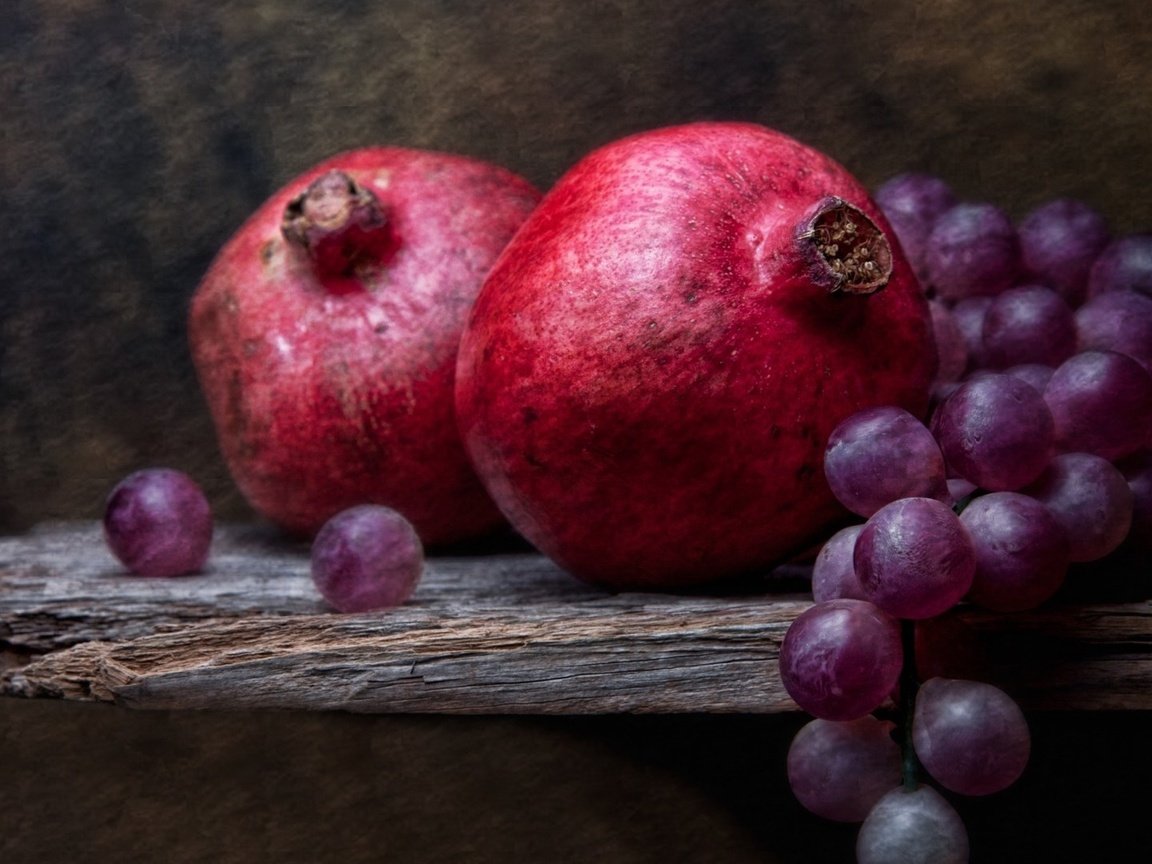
[310,505,425,613]
[103,468,214,578]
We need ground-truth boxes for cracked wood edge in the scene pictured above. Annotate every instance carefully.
[3,522,1152,714]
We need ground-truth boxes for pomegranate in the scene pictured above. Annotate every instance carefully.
[455,122,936,589]
[189,148,540,544]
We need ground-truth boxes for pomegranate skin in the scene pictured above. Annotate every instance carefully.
[456,123,936,589]
[190,148,540,545]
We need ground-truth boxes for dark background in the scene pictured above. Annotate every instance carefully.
[2,0,1151,861]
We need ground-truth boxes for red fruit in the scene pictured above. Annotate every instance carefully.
[189,148,540,544]
[456,122,936,589]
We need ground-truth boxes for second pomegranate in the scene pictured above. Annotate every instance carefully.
[456,122,937,589]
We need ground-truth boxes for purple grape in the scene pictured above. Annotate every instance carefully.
[950,295,993,367]
[947,477,978,503]
[980,284,1076,369]
[959,492,1069,612]
[310,505,424,612]
[103,468,213,578]
[874,173,957,281]
[812,524,867,602]
[778,599,903,721]
[1024,452,1134,562]
[787,715,902,822]
[1043,350,1152,461]
[931,373,1056,491]
[1017,198,1110,305]
[853,497,976,620]
[1119,451,1152,552]
[912,677,1030,796]
[925,202,1020,301]
[929,300,969,383]
[856,785,969,864]
[1087,233,1152,298]
[1002,363,1055,395]
[824,407,949,517]
[1075,290,1152,372]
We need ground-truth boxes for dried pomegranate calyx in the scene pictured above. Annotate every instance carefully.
[281,170,392,280]
[802,197,892,295]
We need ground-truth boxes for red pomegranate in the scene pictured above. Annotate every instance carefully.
[189,148,540,544]
[456,122,936,589]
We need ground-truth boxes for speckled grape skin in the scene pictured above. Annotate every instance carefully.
[960,492,1069,612]
[925,202,1020,301]
[812,524,867,602]
[1017,198,1110,305]
[310,505,424,612]
[456,122,936,589]
[1075,290,1152,373]
[779,599,903,721]
[786,715,901,822]
[824,406,948,517]
[929,300,968,382]
[980,284,1076,369]
[1043,350,1152,461]
[857,785,969,864]
[932,373,1055,491]
[1024,452,1134,562]
[874,173,957,281]
[912,677,1031,796]
[189,148,541,544]
[1087,233,1152,298]
[853,497,976,620]
[103,468,213,577]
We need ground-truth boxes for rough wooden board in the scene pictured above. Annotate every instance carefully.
[2,523,1152,714]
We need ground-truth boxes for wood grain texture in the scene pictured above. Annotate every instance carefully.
[2,523,1151,714]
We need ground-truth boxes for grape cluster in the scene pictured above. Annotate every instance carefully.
[782,174,1152,863]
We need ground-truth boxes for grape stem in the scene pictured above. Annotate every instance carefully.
[900,618,923,790]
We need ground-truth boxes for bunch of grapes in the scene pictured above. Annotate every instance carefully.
[781,174,1152,863]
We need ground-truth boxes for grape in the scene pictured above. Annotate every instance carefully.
[924,202,1020,301]
[310,505,424,612]
[103,468,213,578]
[874,173,957,281]
[946,477,978,503]
[812,524,867,602]
[856,785,969,864]
[787,715,901,822]
[1087,233,1152,298]
[778,599,903,721]
[912,677,1030,796]
[929,300,969,383]
[1024,452,1134,562]
[1043,350,1152,461]
[1119,452,1152,551]
[1017,198,1110,305]
[1075,290,1152,372]
[950,296,993,368]
[853,497,976,620]
[824,407,949,517]
[959,492,1069,612]
[979,284,1076,369]
[1002,363,1054,395]
[931,373,1055,491]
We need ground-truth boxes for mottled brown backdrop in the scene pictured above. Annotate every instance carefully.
[2,1,1151,862]
[2,0,1151,528]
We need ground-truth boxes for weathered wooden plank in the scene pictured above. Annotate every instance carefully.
[2,522,1151,714]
